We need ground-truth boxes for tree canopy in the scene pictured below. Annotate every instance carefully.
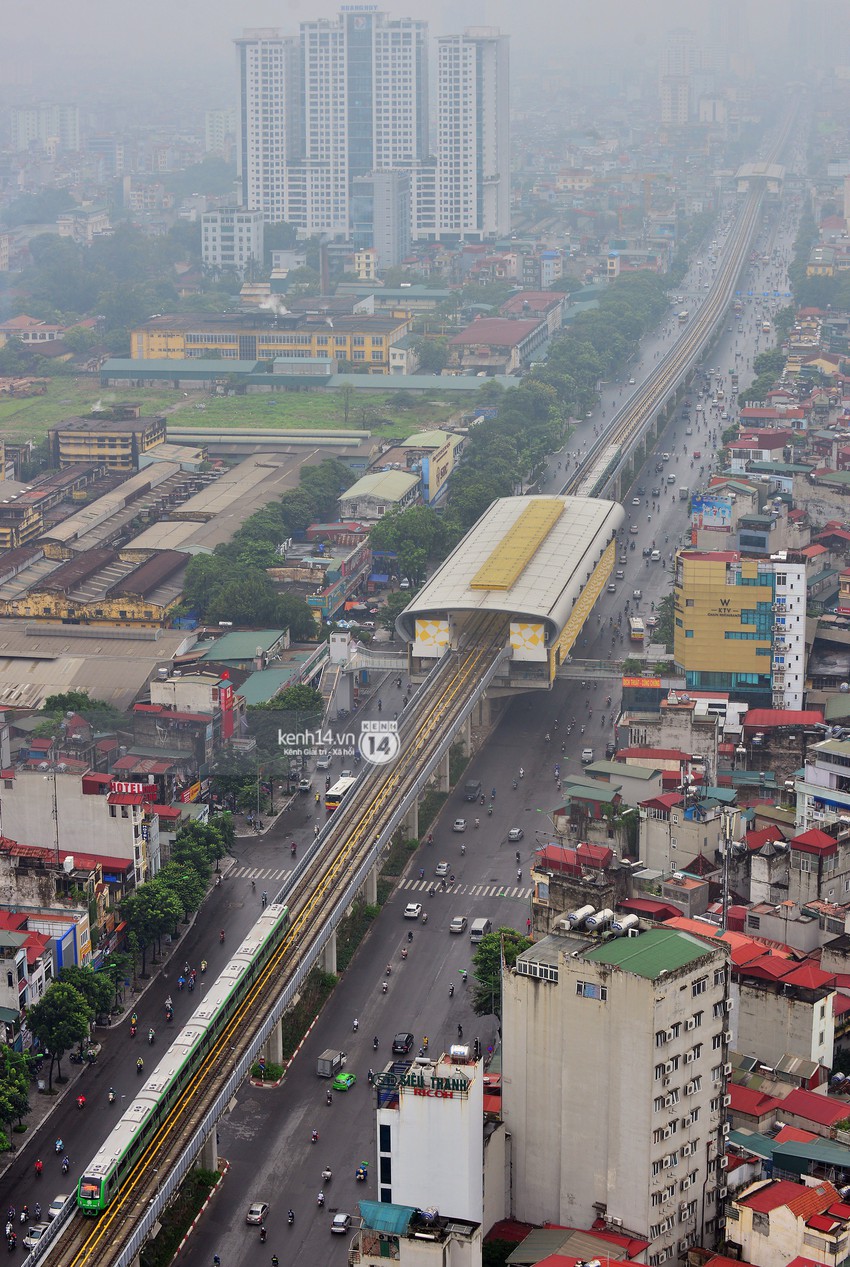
[470,928,532,1020]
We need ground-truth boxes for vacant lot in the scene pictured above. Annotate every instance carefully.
[0,377,468,444]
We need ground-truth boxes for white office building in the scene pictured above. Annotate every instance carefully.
[503,924,731,1263]
[205,108,237,156]
[201,208,264,276]
[771,556,806,710]
[10,103,80,152]
[436,29,510,240]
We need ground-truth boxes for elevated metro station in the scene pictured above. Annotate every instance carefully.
[396,494,624,691]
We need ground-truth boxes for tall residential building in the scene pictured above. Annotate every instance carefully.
[235,29,300,224]
[351,170,411,269]
[503,925,731,1262]
[235,12,509,245]
[673,550,806,709]
[659,27,700,126]
[201,208,264,277]
[205,108,237,156]
[10,103,80,152]
[436,28,510,240]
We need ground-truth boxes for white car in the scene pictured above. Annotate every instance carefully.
[631,496,641,506]
[331,1213,352,1235]
[661,452,670,462]
[404,902,422,920]
[435,861,450,877]
[508,827,524,842]
[452,818,467,833]
[47,1196,70,1222]
[628,377,636,384]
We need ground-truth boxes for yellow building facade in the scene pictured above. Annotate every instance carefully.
[130,314,411,373]
[673,551,774,695]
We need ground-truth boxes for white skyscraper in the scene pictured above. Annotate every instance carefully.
[236,12,509,245]
[235,29,299,224]
[436,28,510,240]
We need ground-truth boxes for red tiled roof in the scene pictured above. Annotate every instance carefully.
[791,829,837,856]
[728,1085,782,1119]
[745,827,787,851]
[774,1125,817,1144]
[639,792,683,810]
[806,1214,839,1233]
[743,709,824,730]
[616,747,691,762]
[617,898,682,920]
[449,317,542,347]
[787,1182,840,1220]
[739,1180,810,1213]
[781,1090,848,1127]
[782,961,834,990]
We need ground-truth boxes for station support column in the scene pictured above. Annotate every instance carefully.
[364,863,378,905]
[403,800,419,840]
[434,751,451,793]
[322,931,337,976]
[198,1126,218,1172]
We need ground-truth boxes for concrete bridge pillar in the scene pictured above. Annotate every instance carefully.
[364,863,378,905]
[403,799,419,840]
[322,930,338,976]
[457,714,472,757]
[263,1019,284,1066]
[434,751,451,793]
[198,1126,218,1172]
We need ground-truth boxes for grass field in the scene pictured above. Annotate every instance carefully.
[0,376,469,443]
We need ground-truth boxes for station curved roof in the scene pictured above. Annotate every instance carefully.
[396,494,624,645]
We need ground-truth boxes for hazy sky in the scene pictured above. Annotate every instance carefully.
[0,0,813,107]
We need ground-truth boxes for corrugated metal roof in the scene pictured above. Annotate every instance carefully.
[584,926,719,980]
[340,470,420,501]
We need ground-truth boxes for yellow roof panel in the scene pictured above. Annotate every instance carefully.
[470,498,563,591]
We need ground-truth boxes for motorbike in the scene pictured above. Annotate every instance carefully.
[54,1139,63,1154]
[373,1036,379,1050]
[76,1095,86,1110]
[317,1192,325,1207]
[421,912,428,924]
[69,1051,84,1065]
[62,1158,70,1175]
[108,1088,116,1104]
[148,1029,156,1046]
[259,1227,267,1243]
[322,1167,332,1183]
[287,1211,295,1226]
[381,981,388,994]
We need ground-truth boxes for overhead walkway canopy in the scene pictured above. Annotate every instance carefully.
[396,494,624,687]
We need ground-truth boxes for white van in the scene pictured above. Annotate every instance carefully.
[470,917,492,944]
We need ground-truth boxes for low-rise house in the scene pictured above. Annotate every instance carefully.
[729,1179,850,1267]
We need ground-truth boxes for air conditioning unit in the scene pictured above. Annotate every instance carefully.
[681,1177,692,1191]
[719,1156,728,1170]
[723,1063,732,1075]
[686,1017,697,1031]
[685,1050,696,1064]
[667,1027,676,1041]
[718,1217,727,1229]
[665,1060,675,1075]
[719,1186,728,1199]
[609,1217,623,1228]
[723,1093,732,1106]
[665,1093,676,1108]
[725,999,734,1011]
[685,1081,696,1095]
[663,1156,672,1168]
[723,1030,732,1042]
[722,1122,730,1135]
[664,1126,674,1139]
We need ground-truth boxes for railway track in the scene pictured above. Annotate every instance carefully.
[561,107,798,501]
[47,615,508,1267]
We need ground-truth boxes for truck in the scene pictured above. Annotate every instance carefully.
[679,486,689,501]
[317,1049,346,1078]
[464,779,482,802]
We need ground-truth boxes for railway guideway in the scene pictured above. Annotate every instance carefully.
[396,493,625,693]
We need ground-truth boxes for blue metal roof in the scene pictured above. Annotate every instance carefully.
[358,1200,416,1235]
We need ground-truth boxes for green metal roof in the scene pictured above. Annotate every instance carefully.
[584,927,716,980]
[238,666,305,706]
[198,630,286,662]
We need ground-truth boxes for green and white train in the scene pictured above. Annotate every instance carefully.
[77,902,290,1215]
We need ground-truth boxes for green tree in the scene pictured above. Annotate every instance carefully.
[121,885,168,976]
[0,1048,31,1149]
[470,928,531,1020]
[157,860,207,923]
[27,982,93,1090]
[58,965,114,1026]
[379,590,412,634]
[413,336,448,374]
[100,952,133,1013]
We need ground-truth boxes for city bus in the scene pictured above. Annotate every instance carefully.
[678,310,689,324]
[326,775,357,813]
[629,616,645,643]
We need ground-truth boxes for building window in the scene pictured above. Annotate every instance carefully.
[692,976,707,997]
[575,980,607,1001]
[753,1212,770,1235]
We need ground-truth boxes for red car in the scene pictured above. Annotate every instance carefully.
[693,450,701,459]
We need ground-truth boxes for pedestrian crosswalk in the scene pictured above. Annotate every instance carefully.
[401,878,532,901]
[230,866,531,901]
[232,865,292,882]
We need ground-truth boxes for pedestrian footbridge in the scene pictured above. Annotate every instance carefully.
[396,495,624,690]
